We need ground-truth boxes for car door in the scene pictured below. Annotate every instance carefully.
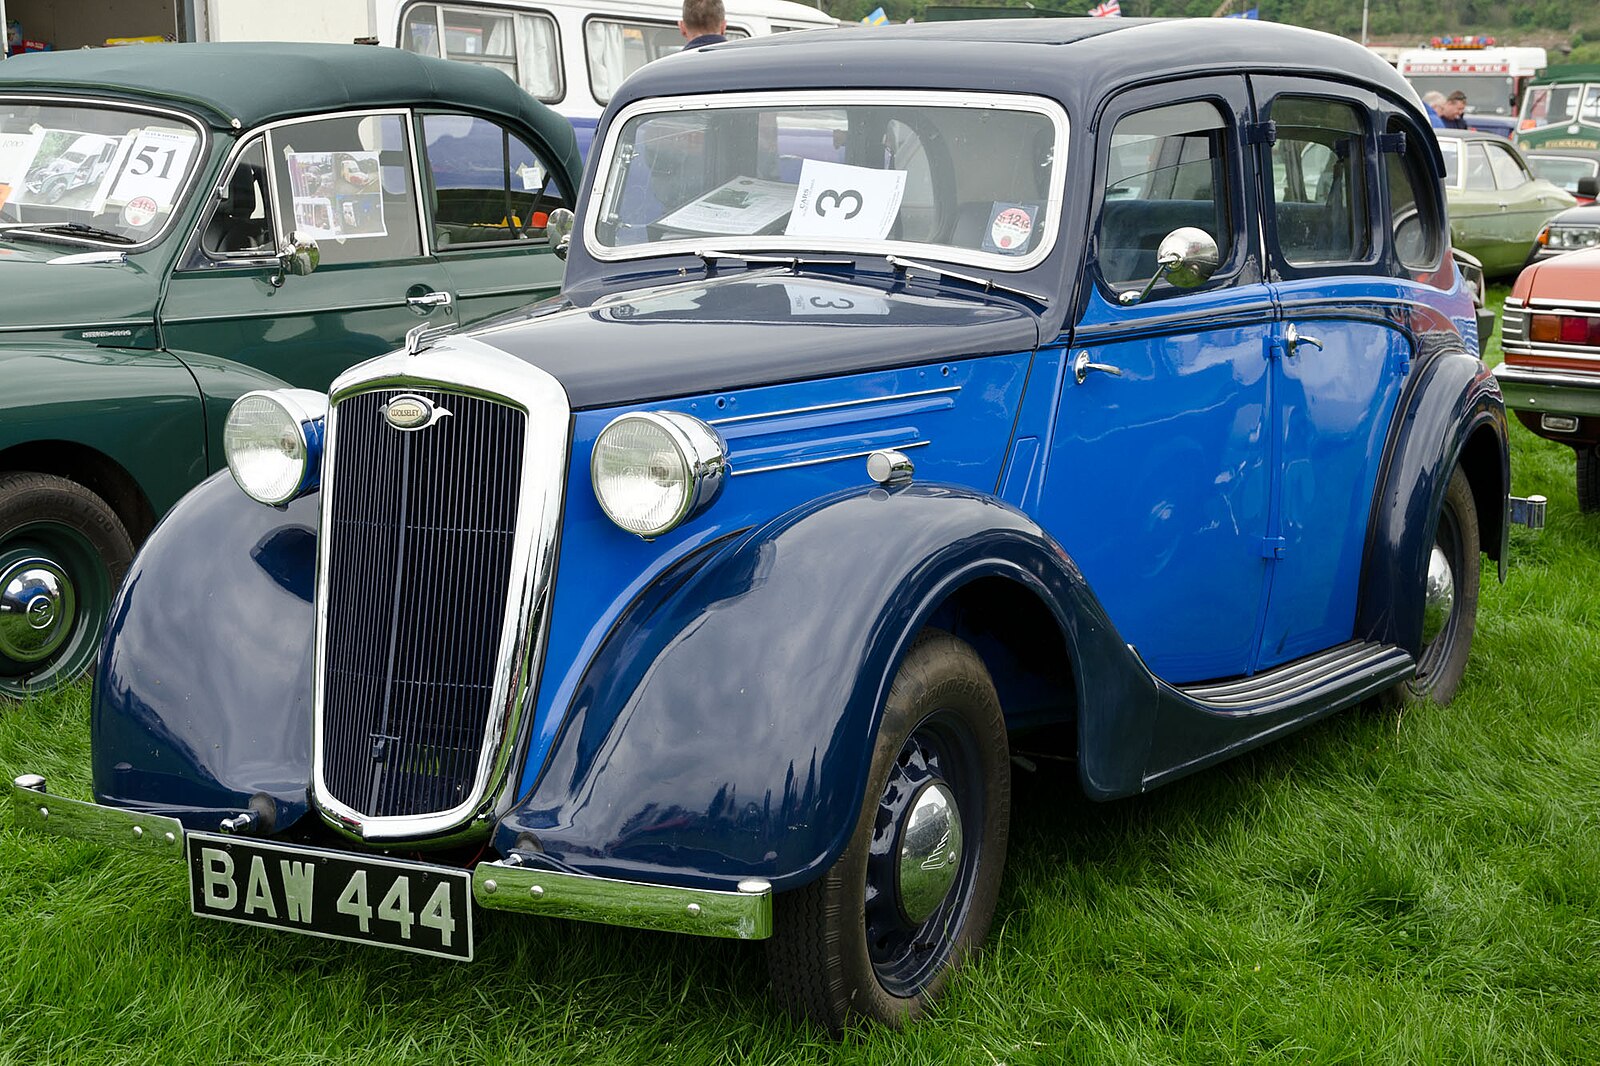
[1448,139,1519,272]
[418,111,573,327]
[1249,78,1411,669]
[1485,138,1569,262]
[1038,77,1274,685]
[161,110,457,404]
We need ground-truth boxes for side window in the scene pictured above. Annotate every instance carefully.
[1463,143,1496,191]
[1382,120,1442,272]
[1438,139,1460,186]
[422,113,571,248]
[1486,142,1529,189]
[199,138,273,259]
[268,113,422,267]
[1267,96,1371,266]
[401,3,563,104]
[1097,100,1233,291]
[584,19,748,105]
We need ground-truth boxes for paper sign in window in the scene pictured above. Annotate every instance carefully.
[286,150,388,240]
[657,176,797,235]
[107,127,198,211]
[785,160,906,241]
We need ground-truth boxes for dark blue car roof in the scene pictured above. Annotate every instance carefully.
[618,18,1417,111]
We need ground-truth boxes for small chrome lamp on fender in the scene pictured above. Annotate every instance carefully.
[223,389,329,506]
[591,411,728,539]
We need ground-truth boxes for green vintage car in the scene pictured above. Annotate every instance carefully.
[1436,128,1576,277]
[0,43,579,696]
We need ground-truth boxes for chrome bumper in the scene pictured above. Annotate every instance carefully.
[10,774,773,941]
[1493,363,1600,418]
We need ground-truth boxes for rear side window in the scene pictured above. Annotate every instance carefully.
[1462,143,1496,191]
[1097,100,1233,291]
[1382,120,1442,272]
[1486,142,1529,189]
[402,3,564,104]
[1266,96,1371,266]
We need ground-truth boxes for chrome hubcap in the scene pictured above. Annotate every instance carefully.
[896,780,964,924]
[0,557,76,664]
[1421,544,1454,646]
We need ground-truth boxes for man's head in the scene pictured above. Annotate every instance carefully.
[1423,91,1447,110]
[680,0,726,39]
[1442,90,1468,121]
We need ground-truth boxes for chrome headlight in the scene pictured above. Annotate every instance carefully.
[591,411,727,539]
[223,389,328,506]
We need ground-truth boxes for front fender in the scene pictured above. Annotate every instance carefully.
[1357,343,1507,654]
[495,484,1156,892]
[91,471,318,829]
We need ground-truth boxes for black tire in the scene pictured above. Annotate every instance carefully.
[1576,446,1600,515]
[0,473,134,699]
[1399,466,1479,704]
[766,629,1010,1032]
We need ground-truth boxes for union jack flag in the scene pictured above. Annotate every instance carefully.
[1088,0,1121,14]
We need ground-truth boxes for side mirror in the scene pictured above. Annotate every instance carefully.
[546,207,576,261]
[271,231,319,288]
[1578,176,1599,199]
[1120,227,1220,306]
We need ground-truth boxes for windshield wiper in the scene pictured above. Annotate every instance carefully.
[694,249,854,270]
[885,254,1048,305]
[0,221,136,245]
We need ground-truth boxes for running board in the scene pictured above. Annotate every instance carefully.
[1175,640,1414,713]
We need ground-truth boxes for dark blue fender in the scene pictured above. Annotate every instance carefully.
[1355,333,1509,655]
[494,483,1158,893]
[91,471,318,829]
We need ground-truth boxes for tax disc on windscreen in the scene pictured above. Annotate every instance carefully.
[984,203,1037,255]
[121,195,159,228]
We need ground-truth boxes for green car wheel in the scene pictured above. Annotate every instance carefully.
[0,473,133,698]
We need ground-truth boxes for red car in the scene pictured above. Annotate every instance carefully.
[1495,246,1600,508]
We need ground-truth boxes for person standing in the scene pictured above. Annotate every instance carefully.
[1421,91,1447,129]
[680,0,727,50]
[1440,90,1470,129]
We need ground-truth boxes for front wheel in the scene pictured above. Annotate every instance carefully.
[1399,466,1480,704]
[0,473,134,699]
[766,629,1010,1031]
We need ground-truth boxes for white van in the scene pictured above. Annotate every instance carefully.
[377,0,838,156]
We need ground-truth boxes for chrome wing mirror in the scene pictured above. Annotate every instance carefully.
[270,231,319,288]
[1119,227,1220,306]
[546,207,575,261]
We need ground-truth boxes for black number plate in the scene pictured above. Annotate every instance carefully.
[186,832,474,961]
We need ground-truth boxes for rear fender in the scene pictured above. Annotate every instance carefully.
[495,483,1157,892]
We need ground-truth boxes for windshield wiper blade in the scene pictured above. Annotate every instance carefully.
[885,254,1048,305]
[0,221,136,245]
[694,249,854,270]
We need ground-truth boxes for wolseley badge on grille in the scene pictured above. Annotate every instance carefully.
[382,394,448,431]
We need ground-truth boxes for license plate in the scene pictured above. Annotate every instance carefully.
[186,832,474,961]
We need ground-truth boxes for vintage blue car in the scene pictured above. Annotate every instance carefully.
[11,19,1544,1031]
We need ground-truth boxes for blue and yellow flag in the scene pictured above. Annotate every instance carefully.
[861,7,889,25]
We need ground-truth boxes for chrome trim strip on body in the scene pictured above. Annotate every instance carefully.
[473,861,774,940]
[0,319,150,335]
[731,439,930,477]
[584,90,1070,275]
[1500,343,1600,363]
[1511,296,1600,313]
[311,333,572,843]
[0,93,211,253]
[707,385,961,427]
[10,774,184,858]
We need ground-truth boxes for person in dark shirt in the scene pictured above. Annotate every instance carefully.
[680,0,727,49]
[1440,90,1470,129]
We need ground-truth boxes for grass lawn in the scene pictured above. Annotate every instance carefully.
[3,285,1598,1063]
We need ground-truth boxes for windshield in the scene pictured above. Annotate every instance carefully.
[0,100,204,243]
[588,92,1067,271]
[1405,75,1515,115]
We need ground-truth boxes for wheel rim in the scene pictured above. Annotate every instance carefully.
[1415,505,1463,684]
[864,710,984,997]
[0,524,112,696]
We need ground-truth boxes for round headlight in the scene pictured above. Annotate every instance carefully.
[591,411,728,539]
[224,389,328,506]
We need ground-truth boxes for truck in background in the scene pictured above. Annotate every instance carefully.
[1398,38,1548,138]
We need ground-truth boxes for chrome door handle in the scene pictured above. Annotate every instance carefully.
[406,290,454,309]
[1285,323,1323,356]
[1073,349,1123,385]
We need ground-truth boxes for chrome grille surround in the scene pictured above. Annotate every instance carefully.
[311,334,571,843]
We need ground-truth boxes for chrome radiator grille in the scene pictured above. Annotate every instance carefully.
[319,389,527,820]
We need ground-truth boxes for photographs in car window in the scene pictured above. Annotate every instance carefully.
[287,150,388,239]
[8,129,123,210]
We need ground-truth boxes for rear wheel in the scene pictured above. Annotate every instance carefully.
[766,630,1010,1031]
[0,473,133,699]
[1399,466,1479,704]
[1576,446,1600,514]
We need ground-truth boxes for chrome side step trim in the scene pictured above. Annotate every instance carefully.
[1177,640,1413,711]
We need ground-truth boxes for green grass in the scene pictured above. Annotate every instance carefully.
[4,287,1600,1062]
